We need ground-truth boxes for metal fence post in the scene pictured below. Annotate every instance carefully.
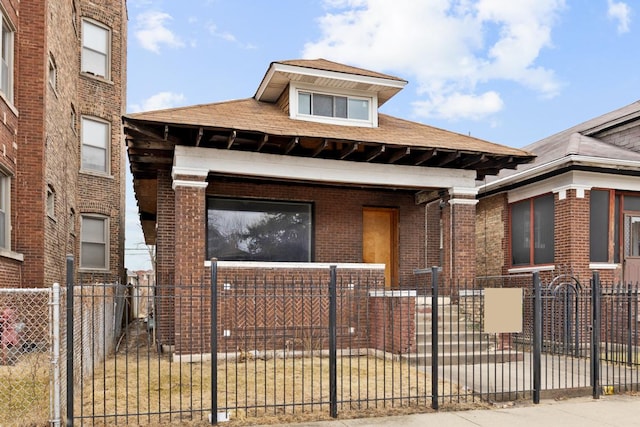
[329,265,337,418]
[51,283,62,427]
[66,255,74,427]
[431,266,439,410]
[211,258,218,425]
[533,271,541,404]
[591,271,601,399]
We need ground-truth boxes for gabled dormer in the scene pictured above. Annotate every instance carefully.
[254,59,407,128]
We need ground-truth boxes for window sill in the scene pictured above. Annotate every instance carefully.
[80,72,114,85]
[79,170,114,179]
[205,260,386,270]
[507,265,555,274]
[0,90,19,118]
[79,267,110,273]
[0,248,24,262]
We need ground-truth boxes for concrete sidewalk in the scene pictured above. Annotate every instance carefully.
[257,394,640,427]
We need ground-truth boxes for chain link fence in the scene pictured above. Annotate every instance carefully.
[0,288,51,426]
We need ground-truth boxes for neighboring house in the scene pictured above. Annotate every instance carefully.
[0,0,127,288]
[124,59,533,353]
[477,100,640,284]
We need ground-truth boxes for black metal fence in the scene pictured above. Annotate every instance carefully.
[61,265,640,426]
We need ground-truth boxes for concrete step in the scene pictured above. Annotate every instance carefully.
[414,340,488,353]
[402,351,524,366]
[415,296,451,307]
[417,330,490,343]
[416,311,463,322]
[415,319,475,332]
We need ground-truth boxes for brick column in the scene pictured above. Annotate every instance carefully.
[553,186,591,279]
[155,170,175,347]
[172,171,209,356]
[172,174,208,281]
[442,187,478,287]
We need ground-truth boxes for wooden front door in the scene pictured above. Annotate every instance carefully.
[363,208,398,288]
[624,214,640,283]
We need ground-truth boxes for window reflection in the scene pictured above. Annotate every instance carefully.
[207,198,312,261]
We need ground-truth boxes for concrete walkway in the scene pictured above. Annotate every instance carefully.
[258,394,640,427]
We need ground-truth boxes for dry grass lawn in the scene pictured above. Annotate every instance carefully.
[78,351,480,426]
[0,352,50,427]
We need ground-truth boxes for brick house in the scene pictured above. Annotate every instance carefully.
[124,59,533,353]
[477,100,640,284]
[0,0,127,288]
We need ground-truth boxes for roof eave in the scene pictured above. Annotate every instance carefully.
[479,155,640,194]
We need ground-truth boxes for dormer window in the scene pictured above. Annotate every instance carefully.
[298,91,370,121]
[292,86,375,127]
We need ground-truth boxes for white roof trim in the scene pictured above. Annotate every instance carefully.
[174,146,477,190]
[480,155,640,194]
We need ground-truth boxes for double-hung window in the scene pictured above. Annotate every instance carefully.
[207,197,312,262]
[81,116,109,173]
[511,194,554,266]
[0,11,14,102]
[80,215,108,269]
[81,19,110,79]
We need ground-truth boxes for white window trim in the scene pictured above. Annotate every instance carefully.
[80,115,111,175]
[48,54,57,93]
[46,184,56,220]
[289,83,378,128]
[81,18,111,81]
[0,7,15,104]
[79,214,109,271]
[0,173,10,250]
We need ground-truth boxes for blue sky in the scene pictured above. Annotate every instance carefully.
[124,0,638,271]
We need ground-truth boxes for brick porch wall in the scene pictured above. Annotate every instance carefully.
[172,264,389,356]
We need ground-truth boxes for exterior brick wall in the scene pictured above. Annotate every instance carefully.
[555,190,591,279]
[476,194,508,277]
[441,197,477,286]
[170,264,386,356]
[206,180,426,286]
[1,0,126,288]
[155,170,176,345]
[369,291,416,354]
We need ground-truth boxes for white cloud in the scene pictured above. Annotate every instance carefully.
[207,23,257,49]
[607,0,631,34]
[303,0,565,121]
[134,10,185,53]
[129,91,187,113]
[412,91,504,121]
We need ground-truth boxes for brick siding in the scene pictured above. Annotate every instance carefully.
[0,0,126,288]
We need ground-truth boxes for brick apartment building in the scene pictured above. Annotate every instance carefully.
[0,0,127,288]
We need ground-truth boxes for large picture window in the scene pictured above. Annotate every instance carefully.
[511,194,554,266]
[207,198,312,262]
